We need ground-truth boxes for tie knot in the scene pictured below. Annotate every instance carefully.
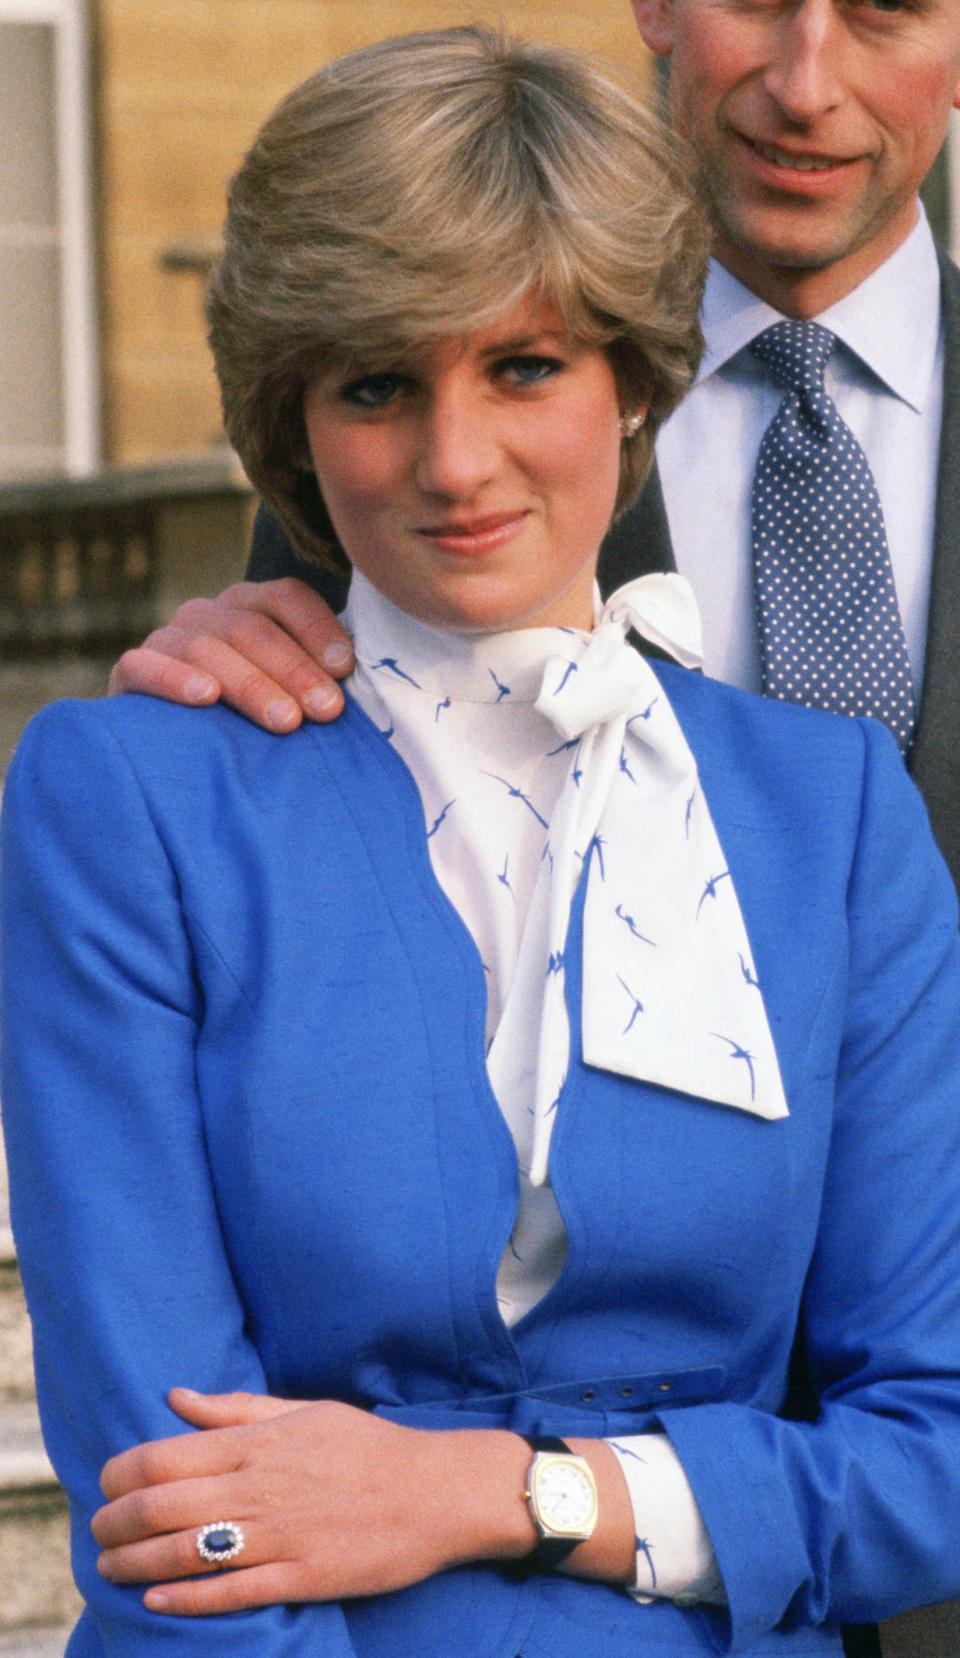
[750,319,835,395]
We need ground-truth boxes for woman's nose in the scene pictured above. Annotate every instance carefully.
[412,385,500,498]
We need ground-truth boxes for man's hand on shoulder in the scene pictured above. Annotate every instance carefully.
[108,578,354,732]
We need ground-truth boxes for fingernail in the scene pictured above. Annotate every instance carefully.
[321,642,353,673]
[186,675,217,704]
[145,1590,170,1612]
[175,1387,202,1398]
[304,684,342,719]
[266,698,300,732]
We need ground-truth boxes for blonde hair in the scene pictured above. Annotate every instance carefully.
[207,25,707,573]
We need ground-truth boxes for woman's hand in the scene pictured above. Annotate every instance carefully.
[92,1388,537,1617]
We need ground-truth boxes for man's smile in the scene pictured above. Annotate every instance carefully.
[748,139,851,174]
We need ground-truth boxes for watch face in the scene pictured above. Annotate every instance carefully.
[533,1457,597,1537]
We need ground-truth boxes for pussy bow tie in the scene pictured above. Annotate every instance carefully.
[511,574,789,1187]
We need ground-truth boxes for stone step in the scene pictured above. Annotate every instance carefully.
[0,1625,73,1657]
[0,1402,81,1633]
[0,1132,35,1405]
[0,1233,35,1407]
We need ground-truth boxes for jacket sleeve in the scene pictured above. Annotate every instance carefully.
[661,717,960,1651]
[0,700,358,1658]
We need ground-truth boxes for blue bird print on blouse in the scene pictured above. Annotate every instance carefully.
[427,800,455,839]
[618,747,638,785]
[713,1034,757,1101]
[434,696,451,722]
[480,772,549,829]
[589,833,607,880]
[547,950,565,977]
[610,1442,647,1464]
[617,976,645,1032]
[696,869,731,918]
[636,1539,657,1589]
[488,667,511,702]
[627,697,659,727]
[546,737,584,788]
[497,854,514,898]
[615,904,655,946]
[738,952,761,989]
[553,659,579,695]
[684,789,696,838]
[371,657,421,688]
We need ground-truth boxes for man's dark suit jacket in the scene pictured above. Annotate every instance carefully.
[244,252,960,1658]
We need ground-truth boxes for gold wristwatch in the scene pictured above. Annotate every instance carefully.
[522,1434,599,1569]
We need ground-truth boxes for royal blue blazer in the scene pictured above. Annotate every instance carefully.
[4,665,960,1658]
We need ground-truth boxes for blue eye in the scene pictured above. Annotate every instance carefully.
[500,355,564,386]
[341,373,405,408]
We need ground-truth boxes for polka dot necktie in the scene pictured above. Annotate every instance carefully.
[750,320,916,755]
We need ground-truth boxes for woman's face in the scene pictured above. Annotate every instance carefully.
[302,298,628,633]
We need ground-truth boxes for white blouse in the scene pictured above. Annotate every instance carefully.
[341,569,777,1605]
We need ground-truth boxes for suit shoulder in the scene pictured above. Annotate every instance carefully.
[5,695,325,828]
[13,693,287,771]
[652,658,871,760]
[649,660,918,839]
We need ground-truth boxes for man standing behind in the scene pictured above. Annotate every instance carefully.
[613,0,960,896]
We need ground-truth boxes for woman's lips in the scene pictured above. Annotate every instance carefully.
[416,511,531,555]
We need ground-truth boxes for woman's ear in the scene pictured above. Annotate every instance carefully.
[630,0,675,60]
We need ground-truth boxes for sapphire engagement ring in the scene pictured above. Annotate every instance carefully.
[195,1521,245,1566]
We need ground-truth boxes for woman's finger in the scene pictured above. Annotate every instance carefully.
[166,1387,308,1429]
[143,1561,299,1617]
[100,1423,245,1502]
[99,1514,254,1586]
[93,1468,243,1550]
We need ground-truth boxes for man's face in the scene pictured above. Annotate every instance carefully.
[632,0,960,308]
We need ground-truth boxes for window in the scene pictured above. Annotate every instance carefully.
[0,0,98,479]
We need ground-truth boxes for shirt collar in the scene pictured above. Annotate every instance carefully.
[344,569,704,706]
[343,568,596,704]
[697,206,942,413]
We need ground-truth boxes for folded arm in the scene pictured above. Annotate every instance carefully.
[1,703,356,1655]
[0,700,634,1643]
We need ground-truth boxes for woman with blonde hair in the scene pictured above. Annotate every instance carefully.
[4,26,960,1658]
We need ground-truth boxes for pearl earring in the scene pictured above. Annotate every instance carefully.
[618,411,646,438]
